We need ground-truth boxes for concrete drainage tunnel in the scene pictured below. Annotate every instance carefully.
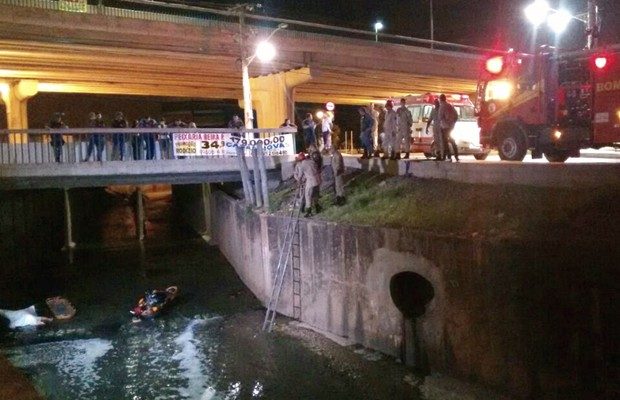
[390,272,435,373]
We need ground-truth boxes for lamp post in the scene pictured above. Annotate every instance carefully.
[374,21,383,42]
[238,12,287,129]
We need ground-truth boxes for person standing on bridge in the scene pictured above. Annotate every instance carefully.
[320,113,333,152]
[139,116,158,160]
[396,98,413,159]
[111,111,128,161]
[228,115,244,139]
[382,100,397,160]
[84,112,105,162]
[302,113,316,149]
[358,107,374,159]
[438,94,459,162]
[48,112,67,163]
[426,99,443,160]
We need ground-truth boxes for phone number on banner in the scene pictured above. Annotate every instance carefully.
[173,133,294,157]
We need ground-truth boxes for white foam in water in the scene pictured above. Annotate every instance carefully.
[173,318,213,399]
[5,338,112,397]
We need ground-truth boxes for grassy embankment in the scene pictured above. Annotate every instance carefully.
[269,170,620,241]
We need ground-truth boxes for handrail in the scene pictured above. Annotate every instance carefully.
[0,127,297,135]
[0,0,499,55]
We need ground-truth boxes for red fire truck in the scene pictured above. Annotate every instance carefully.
[476,44,620,162]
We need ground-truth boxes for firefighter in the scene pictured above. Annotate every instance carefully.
[330,144,345,205]
[297,152,321,217]
[396,97,413,159]
[438,94,459,162]
[370,103,380,157]
[84,112,105,162]
[382,99,397,159]
[426,99,442,160]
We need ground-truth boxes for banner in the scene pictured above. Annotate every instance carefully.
[172,132,295,157]
[58,0,88,13]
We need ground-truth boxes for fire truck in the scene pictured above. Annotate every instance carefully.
[476,44,620,162]
[406,93,489,160]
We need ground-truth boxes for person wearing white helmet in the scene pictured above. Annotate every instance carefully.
[382,99,397,160]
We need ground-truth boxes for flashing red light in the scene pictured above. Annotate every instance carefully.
[485,56,504,74]
[594,56,608,69]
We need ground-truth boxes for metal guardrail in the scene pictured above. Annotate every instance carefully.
[0,127,296,164]
[0,0,493,55]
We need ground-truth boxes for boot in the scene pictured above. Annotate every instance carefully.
[315,203,322,214]
[373,150,380,158]
[304,209,312,218]
[360,150,368,159]
[403,152,410,159]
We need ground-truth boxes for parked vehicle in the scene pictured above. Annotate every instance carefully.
[405,93,489,160]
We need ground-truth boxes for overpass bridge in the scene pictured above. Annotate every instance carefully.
[0,127,292,189]
[0,0,485,129]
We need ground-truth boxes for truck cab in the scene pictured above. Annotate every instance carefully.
[406,93,489,160]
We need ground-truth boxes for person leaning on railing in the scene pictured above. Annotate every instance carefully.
[48,112,68,163]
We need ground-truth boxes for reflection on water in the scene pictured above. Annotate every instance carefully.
[1,187,420,400]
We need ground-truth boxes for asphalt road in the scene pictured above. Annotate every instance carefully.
[403,149,620,164]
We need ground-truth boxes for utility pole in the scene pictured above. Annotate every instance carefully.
[586,0,599,49]
[237,6,255,129]
[430,0,434,49]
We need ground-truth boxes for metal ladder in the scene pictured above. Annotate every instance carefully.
[262,185,303,332]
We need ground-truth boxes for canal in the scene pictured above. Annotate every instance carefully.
[0,187,420,399]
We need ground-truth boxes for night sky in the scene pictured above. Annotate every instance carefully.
[187,0,619,52]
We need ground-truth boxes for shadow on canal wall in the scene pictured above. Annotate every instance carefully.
[209,190,617,399]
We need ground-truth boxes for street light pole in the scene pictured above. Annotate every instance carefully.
[430,0,434,49]
[586,0,598,49]
[238,10,255,129]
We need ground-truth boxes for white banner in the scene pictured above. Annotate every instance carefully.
[172,132,295,157]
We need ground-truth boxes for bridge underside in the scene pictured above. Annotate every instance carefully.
[0,158,284,189]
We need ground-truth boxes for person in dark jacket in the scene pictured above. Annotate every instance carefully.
[48,112,67,163]
[358,107,374,159]
[302,113,316,149]
[111,111,128,160]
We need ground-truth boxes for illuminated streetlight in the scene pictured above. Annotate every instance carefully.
[547,9,572,34]
[524,0,549,26]
[240,22,288,129]
[374,21,383,42]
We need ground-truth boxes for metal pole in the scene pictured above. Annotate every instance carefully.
[586,0,598,49]
[257,142,270,210]
[63,188,75,251]
[239,11,254,129]
[136,187,145,241]
[252,146,263,207]
[236,145,255,204]
[430,0,434,49]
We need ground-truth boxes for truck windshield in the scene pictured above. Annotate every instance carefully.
[457,105,476,121]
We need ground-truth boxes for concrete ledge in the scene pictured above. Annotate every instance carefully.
[343,155,620,188]
[0,156,293,189]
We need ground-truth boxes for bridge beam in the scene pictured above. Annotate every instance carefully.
[245,67,312,128]
[0,79,38,134]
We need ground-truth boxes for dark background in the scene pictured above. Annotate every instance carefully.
[182,0,620,51]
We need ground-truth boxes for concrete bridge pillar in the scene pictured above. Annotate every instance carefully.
[0,80,38,137]
[246,67,312,129]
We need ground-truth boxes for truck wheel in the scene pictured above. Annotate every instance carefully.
[498,131,527,161]
[544,150,569,163]
[474,153,488,161]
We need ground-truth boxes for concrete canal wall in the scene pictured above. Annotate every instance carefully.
[209,190,615,399]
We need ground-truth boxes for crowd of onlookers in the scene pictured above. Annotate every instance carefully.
[46,111,198,162]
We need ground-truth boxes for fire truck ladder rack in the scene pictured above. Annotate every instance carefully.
[262,184,303,332]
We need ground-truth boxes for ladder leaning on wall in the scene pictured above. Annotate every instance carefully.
[262,184,304,332]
